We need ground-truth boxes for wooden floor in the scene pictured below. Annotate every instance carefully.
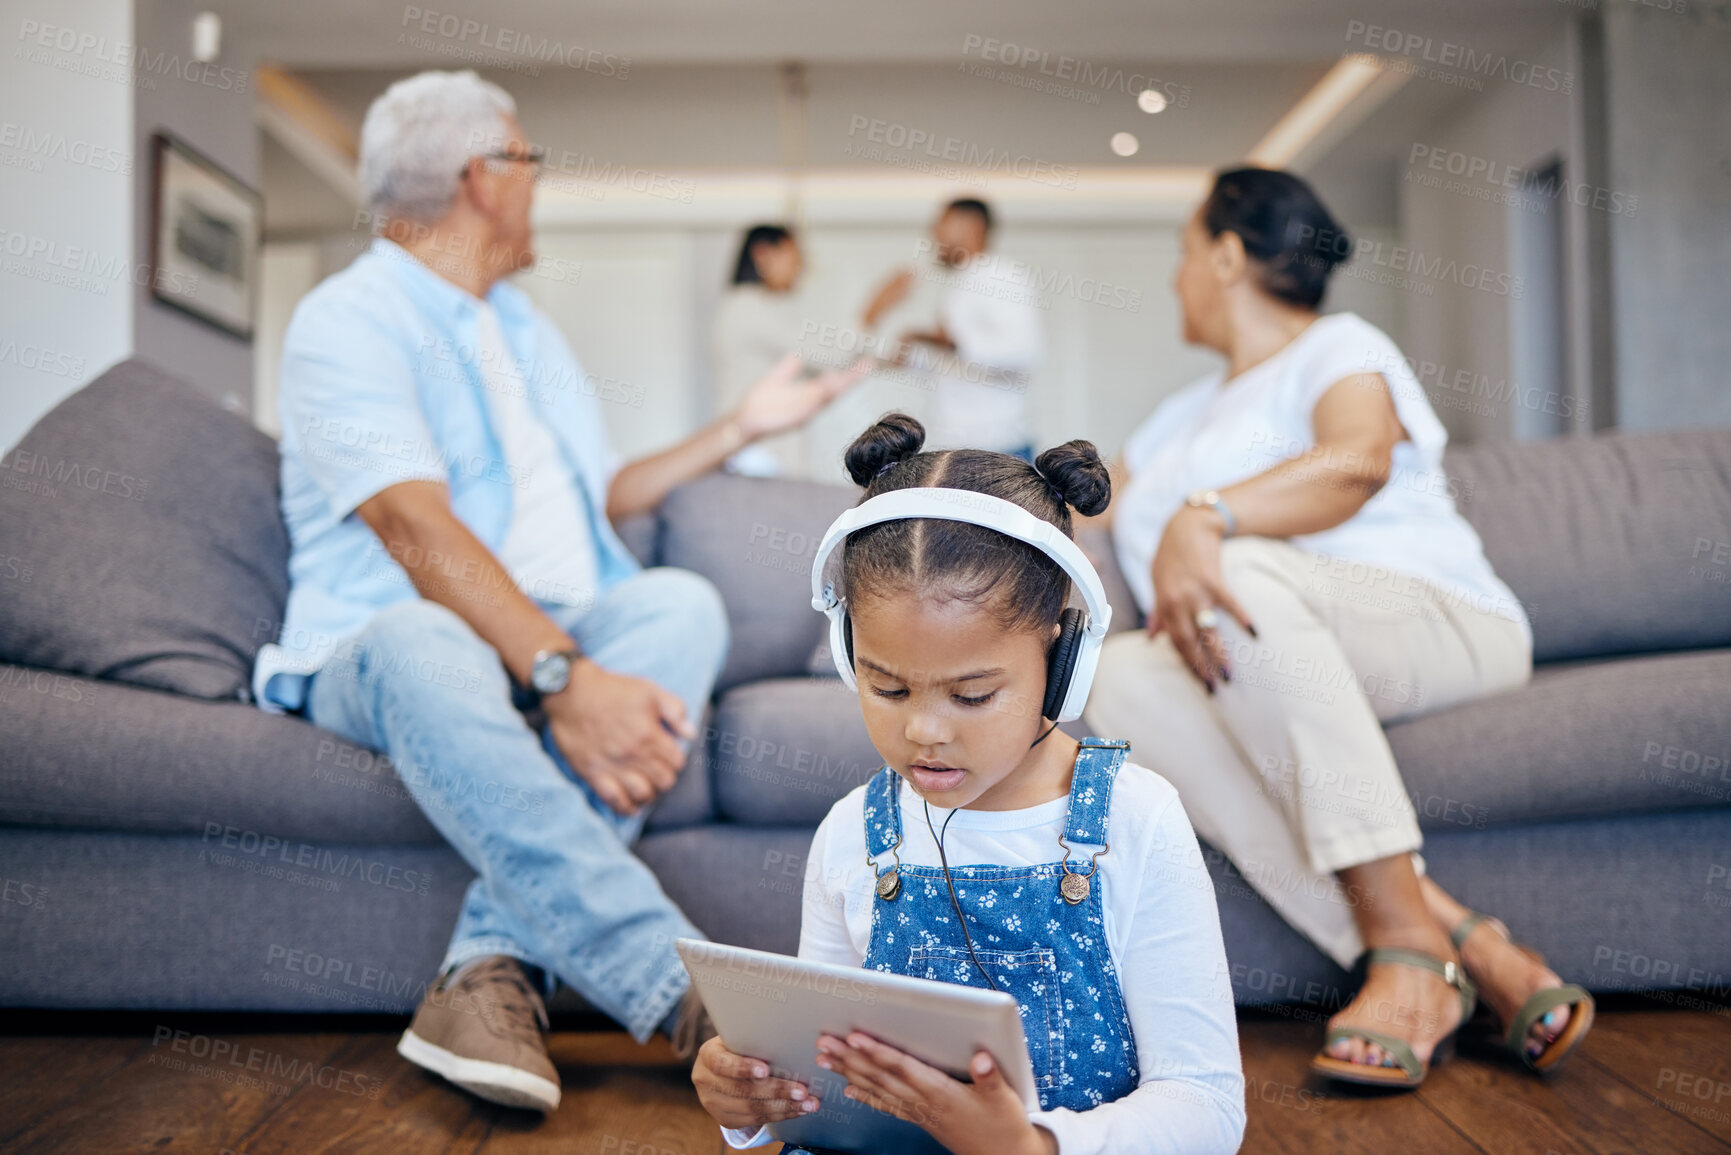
[2,998,1728,1154]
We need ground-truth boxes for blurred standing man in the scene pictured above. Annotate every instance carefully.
[253,71,862,1115]
[859,196,1044,458]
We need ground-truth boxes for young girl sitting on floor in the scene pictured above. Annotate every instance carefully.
[692,414,1246,1155]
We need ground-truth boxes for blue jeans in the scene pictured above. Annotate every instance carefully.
[304,567,729,1042]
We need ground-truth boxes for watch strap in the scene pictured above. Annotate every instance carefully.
[1214,496,1237,537]
[1188,490,1237,537]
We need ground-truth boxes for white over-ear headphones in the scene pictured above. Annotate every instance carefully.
[809,487,1113,723]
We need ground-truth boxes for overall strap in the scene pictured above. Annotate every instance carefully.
[1061,738,1129,847]
[863,766,904,857]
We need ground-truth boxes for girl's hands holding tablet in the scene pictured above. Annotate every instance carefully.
[816,1032,1058,1155]
[691,1036,821,1129]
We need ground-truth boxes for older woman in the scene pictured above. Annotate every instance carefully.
[1085,168,1593,1088]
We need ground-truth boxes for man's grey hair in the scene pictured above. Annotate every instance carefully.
[359,70,517,221]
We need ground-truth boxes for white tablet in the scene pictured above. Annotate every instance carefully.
[677,938,1039,1155]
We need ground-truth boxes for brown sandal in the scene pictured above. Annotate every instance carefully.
[1451,912,1595,1072]
[1309,947,1476,1089]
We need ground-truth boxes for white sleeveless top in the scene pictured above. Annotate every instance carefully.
[1111,313,1529,640]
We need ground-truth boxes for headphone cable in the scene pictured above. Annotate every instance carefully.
[916,723,1062,993]
[924,800,1000,993]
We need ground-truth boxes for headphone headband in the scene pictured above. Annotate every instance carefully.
[809,487,1112,722]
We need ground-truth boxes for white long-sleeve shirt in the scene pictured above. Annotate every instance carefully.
[906,253,1044,453]
[724,760,1246,1154]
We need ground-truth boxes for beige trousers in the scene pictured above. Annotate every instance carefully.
[1084,537,1531,968]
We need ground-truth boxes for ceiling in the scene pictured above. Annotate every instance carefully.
[221,0,1570,68]
[238,0,1583,234]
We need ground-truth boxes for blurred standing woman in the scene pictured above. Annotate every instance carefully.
[1085,168,1594,1089]
[712,224,810,477]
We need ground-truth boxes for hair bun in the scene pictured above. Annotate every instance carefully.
[844,412,926,487]
[1034,440,1111,517]
[1206,167,1350,309]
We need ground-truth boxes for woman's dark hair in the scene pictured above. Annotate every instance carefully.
[730,223,794,285]
[1202,167,1352,309]
[839,413,1109,634]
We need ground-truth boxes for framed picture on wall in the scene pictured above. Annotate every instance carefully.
[148,132,262,340]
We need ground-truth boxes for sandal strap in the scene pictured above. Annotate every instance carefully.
[1449,910,1507,951]
[1322,1026,1423,1081]
[1363,946,1479,1022]
[1505,984,1592,1056]
[1449,912,1489,950]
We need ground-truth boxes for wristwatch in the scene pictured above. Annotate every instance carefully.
[1184,489,1237,537]
[529,647,582,695]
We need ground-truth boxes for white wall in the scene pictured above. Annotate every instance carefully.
[1601,0,1731,432]
[0,0,135,451]
[1395,9,1731,440]
[1396,26,1581,444]
[0,0,265,451]
[131,0,261,412]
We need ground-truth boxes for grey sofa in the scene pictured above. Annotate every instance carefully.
[2,359,1729,1017]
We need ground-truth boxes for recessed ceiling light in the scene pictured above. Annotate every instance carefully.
[191,11,221,62]
[1110,132,1140,157]
[1137,89,1168,114]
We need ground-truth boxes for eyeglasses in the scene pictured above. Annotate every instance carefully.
[462,145,547,177]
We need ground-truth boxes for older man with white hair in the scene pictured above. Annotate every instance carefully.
[252,70,863,1114]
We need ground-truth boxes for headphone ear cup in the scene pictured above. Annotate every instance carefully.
[1042,607,1087,722]
[825,605,858,689]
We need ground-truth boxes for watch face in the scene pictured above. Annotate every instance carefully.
[531,651,571,694]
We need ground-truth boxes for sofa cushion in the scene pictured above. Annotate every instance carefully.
[701,648,1731,834]
[710,677,882,825]
[657,474,860,693]
[637,825,817,957]
[0,828,468,1012]
[1205,807,1731,1005]
[1387,647,1731,831]
[642,704,717,832]
[0,359,289,699]
[615,512,658,568]
[0,656,714,843]
[1444,429,1731,663]
[0,663,442,844]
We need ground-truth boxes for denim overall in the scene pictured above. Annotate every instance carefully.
[860,738,1140,1113]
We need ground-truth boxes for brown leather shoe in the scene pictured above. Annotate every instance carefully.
[397,955,561,1112]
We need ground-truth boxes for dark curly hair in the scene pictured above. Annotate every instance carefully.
[839,413,1110,635]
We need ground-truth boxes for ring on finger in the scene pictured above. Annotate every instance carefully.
[1194,607,1220,631]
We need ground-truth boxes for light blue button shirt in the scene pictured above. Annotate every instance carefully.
[251,239,640,713]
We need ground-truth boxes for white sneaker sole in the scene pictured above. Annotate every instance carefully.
[397,1028,562,1112]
